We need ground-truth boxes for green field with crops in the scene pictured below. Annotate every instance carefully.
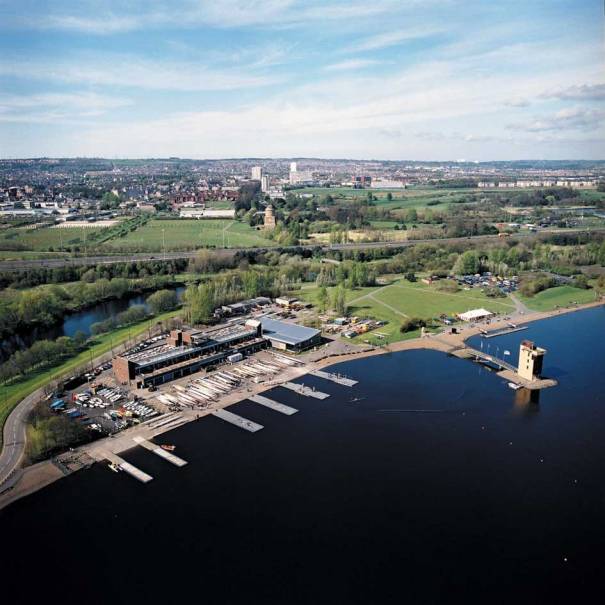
[101,219,276,251]
[0,226,110,251]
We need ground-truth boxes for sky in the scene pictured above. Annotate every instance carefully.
[0,0,604,160]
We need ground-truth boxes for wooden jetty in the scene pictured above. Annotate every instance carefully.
[310,369,358,387]
[212,408,264,432]
[103,452,153,483]
[282,382,330,400]
[133,436,187,467]
[249,394,298,415]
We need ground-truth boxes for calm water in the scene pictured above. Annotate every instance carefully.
[1,307,604,604]
[0,286,185,360]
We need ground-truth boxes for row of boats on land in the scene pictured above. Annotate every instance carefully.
[157,354,302,410]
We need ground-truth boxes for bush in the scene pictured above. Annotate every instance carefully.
[400,317,427,333]
[519,275,557,297]
[571,275,590,290]
[147,289,179,314]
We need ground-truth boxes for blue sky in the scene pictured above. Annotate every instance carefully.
[0,0,603,160]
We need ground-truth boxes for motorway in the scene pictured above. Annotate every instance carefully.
[2,229,602,272]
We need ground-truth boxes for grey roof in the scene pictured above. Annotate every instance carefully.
[260,317,320,346]
[136,346,202,369]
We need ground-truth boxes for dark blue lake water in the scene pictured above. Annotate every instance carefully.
[1,306,604,604]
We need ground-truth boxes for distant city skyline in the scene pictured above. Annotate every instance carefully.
[0,0,604,160]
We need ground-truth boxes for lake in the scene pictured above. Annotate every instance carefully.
[1,306,603,604]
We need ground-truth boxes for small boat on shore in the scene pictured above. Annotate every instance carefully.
[108,462,121,473]
[160,444,176,452]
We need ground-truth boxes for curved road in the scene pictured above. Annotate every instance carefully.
[1,227,603,487]
[0,347,120,489]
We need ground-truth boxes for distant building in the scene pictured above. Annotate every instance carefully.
[370,179,405,189]
[290,162,297,173]
[264,205,276,229]
[518,340,546,381]
[179,208,236,219]
[289,170,314,185]
[261,174,270,193]
[251,166,263,180]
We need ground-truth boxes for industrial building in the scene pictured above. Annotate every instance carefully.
[112,315,321,387]
[113,321,265,388]
[259,317,321,352]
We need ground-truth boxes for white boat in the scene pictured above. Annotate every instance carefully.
[508,382,522,390]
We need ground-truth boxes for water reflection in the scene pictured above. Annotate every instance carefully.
[513,388,540,414]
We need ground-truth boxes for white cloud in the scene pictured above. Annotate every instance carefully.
[0,92,133,123]
[345,28,443,52]
[540,83,605,102]
[507,107,605,132]
[324,59,381,71]
[13,0,404,34]
[0,56,283,91]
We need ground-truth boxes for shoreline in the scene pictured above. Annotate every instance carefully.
[1,299,603,512]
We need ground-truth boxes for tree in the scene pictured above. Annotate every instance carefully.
[406,208,418,223]
[453,250,480,275]
[317,286,329,313]
[147,289,178,314]
[73,330,87,349]
[332,284,348,316]
[386,192,393,201]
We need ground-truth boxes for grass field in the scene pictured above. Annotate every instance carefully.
[298,277,516,345]
[0,250,71,260]
[101,219,276,251]
[294,186,483,211]
[0,226,110,251]
[518,285,599,311]
[0,309,181,449]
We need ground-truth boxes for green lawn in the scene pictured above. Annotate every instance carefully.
[298,277,515,345]
[293,186,482,211]
[0,309,181,449]
[0,250,71,260]
[101,219,276,251]
[0,226,110,251]
[518,285,599,311]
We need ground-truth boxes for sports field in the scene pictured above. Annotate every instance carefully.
[518,285,598,311]
[101,219,276,251]
[0,225,110,251]
[299,277,516,344]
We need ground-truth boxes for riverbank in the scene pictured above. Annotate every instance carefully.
[0,308,182,452]
[1,298,602,511]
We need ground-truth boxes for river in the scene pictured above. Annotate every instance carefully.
[0,306,603,604]
[0,286,185,360]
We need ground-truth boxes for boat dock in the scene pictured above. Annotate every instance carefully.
[249,394,298,415]
[103,452,153,483]
[482,326,528,338]
[310,369,358,387]
[451,347,517,372]
[282,382,330,400]
[212,408,264,432]
[133,436,187,467]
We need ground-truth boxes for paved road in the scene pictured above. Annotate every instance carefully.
[2,228,601,272]
[0,340,141,490]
